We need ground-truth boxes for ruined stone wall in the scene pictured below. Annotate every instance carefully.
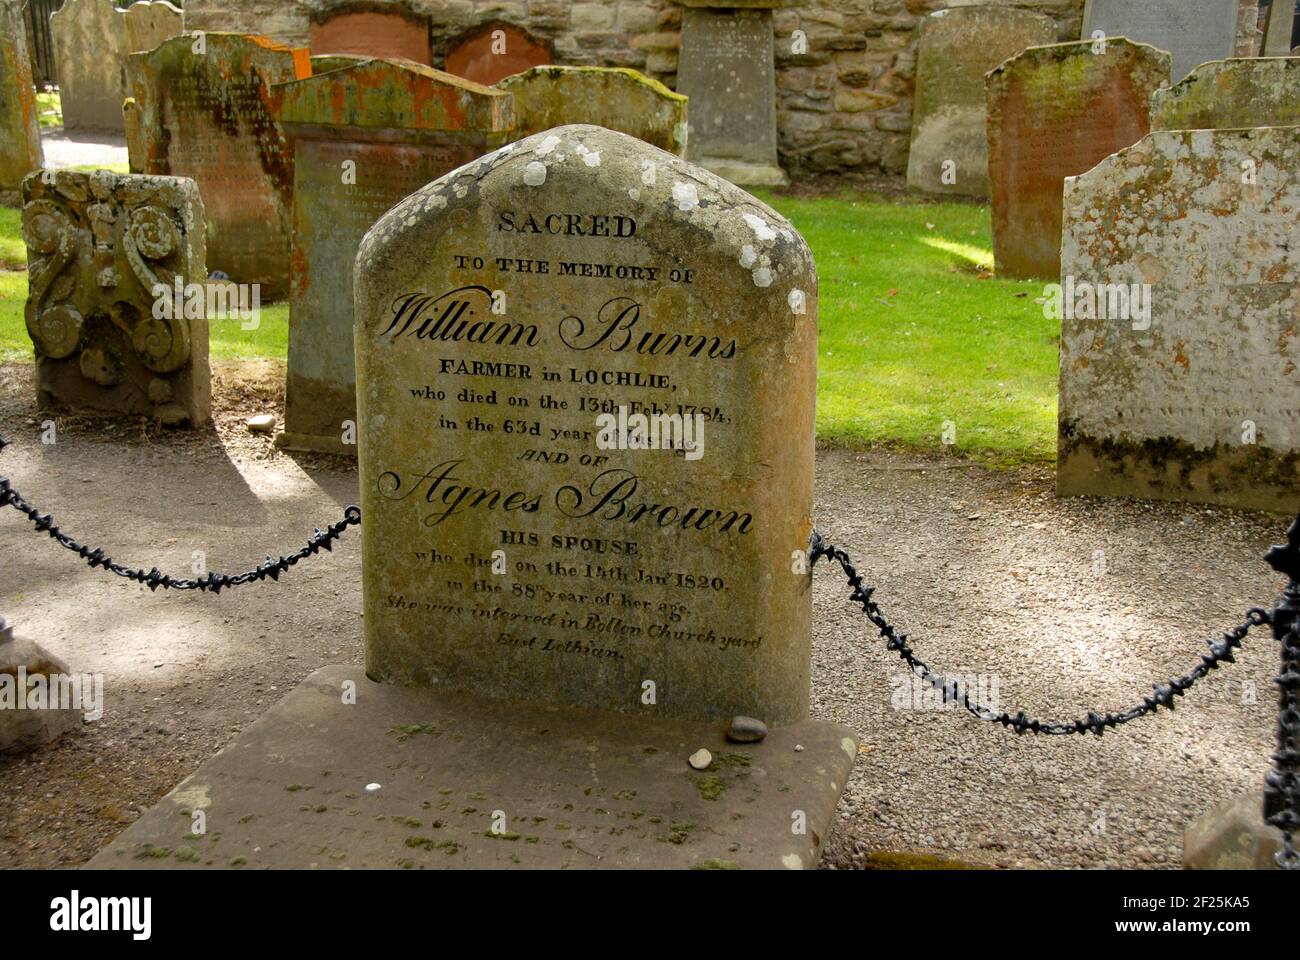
[181,0,1087,178]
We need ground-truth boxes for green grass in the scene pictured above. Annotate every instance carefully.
[0,191,1059,461]
[35,91,61,129]
[0,207,23,269]
[757,190,1056,462]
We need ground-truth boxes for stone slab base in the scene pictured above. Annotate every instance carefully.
[698,159,789,188]
[85,666,857,870]
[274,432,357,457]
[1184,793,1286,870]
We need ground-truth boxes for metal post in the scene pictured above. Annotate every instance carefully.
[1264,515,1300,869]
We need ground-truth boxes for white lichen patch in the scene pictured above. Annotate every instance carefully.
[739,244,757,268]
[742,213,777,242]
[789,288,806,314]
[628,187,640,200]
[535,134,562,157]
[575,143,602,167]
[671,180,699,211]
[781,853,804,870]
[523,161,548,187]
[752,266,773,287]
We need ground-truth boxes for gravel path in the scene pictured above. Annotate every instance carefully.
[37,129,129,171]
[0,363,1288,869]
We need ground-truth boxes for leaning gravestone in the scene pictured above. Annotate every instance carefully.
[123,1,183,56]
[1150,57,1300,130]
[1,0,42,192]
[1082,0,1241,81]
[125,34,310,300]
[987,38,1171,280]
[906,6,1056,198]
[84,126,857,871]
[1058,126,1300,511]
[677,0,786,186]
[309,7,432,64]
[21,169,209,426]
[498,66,688,156]
[271,59,513,455]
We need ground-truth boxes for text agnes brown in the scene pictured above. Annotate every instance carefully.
[379,286,738,360]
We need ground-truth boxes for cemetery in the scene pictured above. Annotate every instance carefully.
[0,0,1297,890]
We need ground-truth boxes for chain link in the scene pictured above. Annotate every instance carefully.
[0,434,360,592]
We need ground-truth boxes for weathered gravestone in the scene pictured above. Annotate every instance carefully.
[125,33,310,300]
[677,0,786,187]
[84,126,858,870]
[1264,0,1298,55]
[309,7,432,64]
[987,38,1171,280]
[271,59,513,455]
[1150,56,1300,130]
[21,169,209,426]
[1082,0,1241,81]
[444,22,550,87]
[1058,126,1300,511]
[0,0,42,192]
[906,6,1056,198]
[498,66,688,156]
[51,0,182,134]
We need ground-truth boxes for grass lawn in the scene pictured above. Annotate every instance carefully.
[0,191,1058,462]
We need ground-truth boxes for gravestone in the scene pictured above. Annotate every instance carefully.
[84,126,857,871]
[125,33,310,300]
[51,0,129,132]
[123,1,183,55]
[271,59,513,455]
[444,22,550,87]
[498,66,688,156]
[0,0,42,192]
[21,169,209,426]
[1264,0,1297,54]
[1058,126,1300,511]
[987,38,1171,280]
[355,123,818,722]
[1150,57,1300,130]
[309,8,431,64]
[1082,0,1241,81]
[677,0,786,187]
[906,6,1056,198]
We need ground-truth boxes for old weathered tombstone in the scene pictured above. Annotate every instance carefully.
[21,169,209,426]
[444,22,550,86]
[0,619,84,754]
[123,1,183,55]
[906,6,1056,198]
[987,38,1171,280]
[498,66,688,156]
[271,59,513,455]
[1058,126,1300,511]
[1082,0,1241,81]
[1,0,43,191]
[1264,0,1298,55]
[85,125,857,870]
[51,0,182,134]
[1185,793,1286,869]
[676,0,786,186]
[125,33,310,300]
[1150,57,1300,130]
[309,6,431,64]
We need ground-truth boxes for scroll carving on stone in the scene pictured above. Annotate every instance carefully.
[20,170,210,426]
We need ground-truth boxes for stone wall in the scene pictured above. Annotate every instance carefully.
[182,0,1087,178]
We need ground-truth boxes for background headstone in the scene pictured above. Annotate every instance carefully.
[677,1,786,187]
[272,59,512,455]
[51,0,129,133]
[444,22,550,86]
[1150,56,1300,129]
[125,33,310,301]
[987,38,1171,280]
[498,66,688,156]
[123,1,183,55]
[21,169,210,426]
[0,619,83,754]
[0,0,42,192]
[1058,126,1300,511]
[308,8,431,64]
[1264,0,1298,54]
[354,124,818,724]
[906,6,1056,198]
[1082,0,1241,81]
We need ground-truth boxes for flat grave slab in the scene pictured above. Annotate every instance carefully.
[85,666,857,870]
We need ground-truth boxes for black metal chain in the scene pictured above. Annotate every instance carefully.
[0,434,360,592]
[811,520,1300,869]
